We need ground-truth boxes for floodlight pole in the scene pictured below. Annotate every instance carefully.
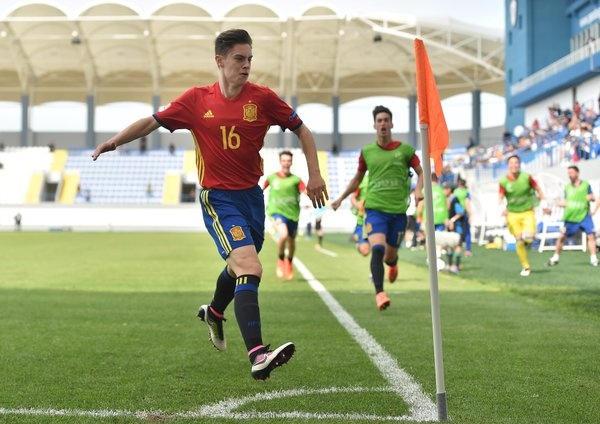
[419,123,448,421]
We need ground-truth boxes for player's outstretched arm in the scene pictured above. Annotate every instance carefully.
[331,171,365,211]
[92,116,160,161]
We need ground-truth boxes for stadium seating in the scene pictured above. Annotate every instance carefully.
[64,149,185,205]
[535,205,587,252]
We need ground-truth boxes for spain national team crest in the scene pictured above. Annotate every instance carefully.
[229,225,246,241]
[243,103,258,122]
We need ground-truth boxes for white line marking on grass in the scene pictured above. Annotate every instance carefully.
[0,387,417,421]
[1,258,436,422]
[314,245,339,257]
[294,258,438,422]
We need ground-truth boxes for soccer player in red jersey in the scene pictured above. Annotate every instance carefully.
[92,29,328,380]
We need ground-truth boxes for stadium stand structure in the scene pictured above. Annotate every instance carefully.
[64,149,185,205]
[2,146,598,236]
[0,147,54,204]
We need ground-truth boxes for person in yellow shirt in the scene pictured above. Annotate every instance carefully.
[498,155,549,276]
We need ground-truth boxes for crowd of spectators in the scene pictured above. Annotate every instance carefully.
[457,97,600,172]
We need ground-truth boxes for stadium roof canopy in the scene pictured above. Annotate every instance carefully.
[0,2,505,106]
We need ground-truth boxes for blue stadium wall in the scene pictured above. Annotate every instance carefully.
[505,0,599,130]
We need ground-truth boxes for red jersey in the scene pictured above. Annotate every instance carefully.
[154,82,302,190]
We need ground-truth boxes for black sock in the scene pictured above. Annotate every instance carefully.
[455,253,461,268]
[447,252,453,266]
[371,245,385,293]
[318,235,323,245]
[384,257,398,267]
[210,267,236,315]
[234,275,263,356]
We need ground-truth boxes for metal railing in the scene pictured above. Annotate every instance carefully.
[511,39,600,95]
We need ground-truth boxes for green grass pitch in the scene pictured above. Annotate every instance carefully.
[0,231,598,423]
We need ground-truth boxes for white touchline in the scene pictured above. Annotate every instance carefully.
[293,258,438,422]
[314,245,339,257]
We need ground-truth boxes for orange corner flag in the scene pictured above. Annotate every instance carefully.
[414,38,448,176]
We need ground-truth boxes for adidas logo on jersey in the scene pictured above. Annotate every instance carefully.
[203,110,214,118]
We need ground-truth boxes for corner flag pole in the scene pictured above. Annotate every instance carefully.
[414,37,448,421]
[420,124,448,421]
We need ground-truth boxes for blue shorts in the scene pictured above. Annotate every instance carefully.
[200,186,265,260]
[353,223,368,244]
[563,214,595,237]
[364,209,407,248]
[435,224,446,232]
[271,213,299,237]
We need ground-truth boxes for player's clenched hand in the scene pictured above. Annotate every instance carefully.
[92,141,116,161]
[330,198,342,211]
[306,175,328,208]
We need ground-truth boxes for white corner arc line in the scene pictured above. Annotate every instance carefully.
[0,387,415,421]
[294,258,437,422]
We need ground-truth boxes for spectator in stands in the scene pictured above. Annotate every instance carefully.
[499,155,549,277]
[91,29,327,381]
[547,165,599,267]
[168,143,176,155]
[331,105,424,311]
[14,212,22,231]
[139,137,147,153]
[467,136,476,150]
[146,183,153,200]
[262,150,306,281]
[75,184,91,203]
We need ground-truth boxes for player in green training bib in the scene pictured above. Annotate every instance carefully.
[331,105,424,311]
[499,155,549,277]
[547,165,599,267]
[263,150,306,280]
[453,178,473,255]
